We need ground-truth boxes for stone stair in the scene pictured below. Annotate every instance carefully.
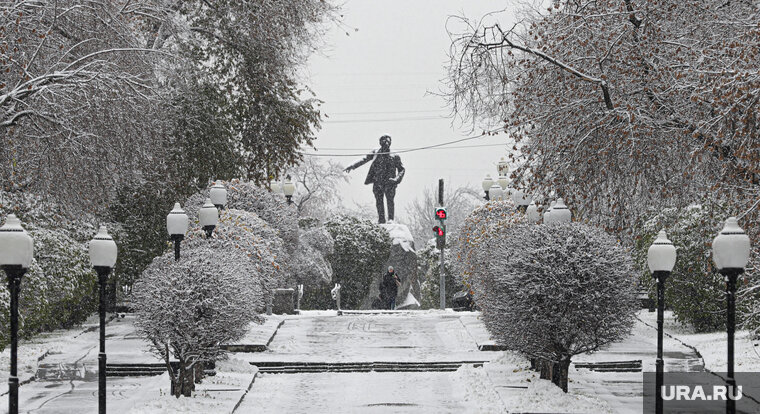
[252,361,487,374]
[106,363,169,377]
[573,359,642,373]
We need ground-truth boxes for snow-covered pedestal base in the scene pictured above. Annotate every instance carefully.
[361,222,421,309]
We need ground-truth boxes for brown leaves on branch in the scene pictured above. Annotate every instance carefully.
[445,0,760,241]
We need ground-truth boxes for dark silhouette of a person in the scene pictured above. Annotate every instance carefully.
[344,135,405,223]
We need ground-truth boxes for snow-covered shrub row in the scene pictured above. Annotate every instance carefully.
[184,179,298,254]
[132,247,260,397]
[632,203,751,333]
[453,199,525,302]
[320,215,391,309]
[290,224,334,286]
[0,192,101,350]
[290,222,335,309]
[182,208,282,310]
[461,219,637,392]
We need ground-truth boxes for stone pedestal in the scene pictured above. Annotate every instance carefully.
[362,223,420,309]
[272,288,295,315]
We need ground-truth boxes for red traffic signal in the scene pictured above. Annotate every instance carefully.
[433,225,444,236]
[435,207,447,220]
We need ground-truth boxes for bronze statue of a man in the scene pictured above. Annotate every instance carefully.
[344,135,405,223]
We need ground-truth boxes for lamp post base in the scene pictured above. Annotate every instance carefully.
[653,270,670,414]
[3,265,26,414]
[203,225,215,239]
[721,268,743,414]
[170,234,184,261]
[94,266,111,414]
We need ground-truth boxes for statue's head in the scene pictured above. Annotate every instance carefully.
[379,135,392,150]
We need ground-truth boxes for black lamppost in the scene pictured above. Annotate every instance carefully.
[209,181,227,210]
[199,198,219,239]
[282,176,295,205]
[88,226,118,414]
[0,214,33,414]
[481,175,494,201]
[167,203,189,261]
[712,217,751,414]
[647,229,677,414]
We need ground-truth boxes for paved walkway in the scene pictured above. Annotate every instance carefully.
[235,311,501,413]
[2,310,710,413]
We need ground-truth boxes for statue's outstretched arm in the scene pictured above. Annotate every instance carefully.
[344,150,375,173]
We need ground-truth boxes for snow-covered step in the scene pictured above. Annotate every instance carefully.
[252,361,487,374]
[573,360,642,372]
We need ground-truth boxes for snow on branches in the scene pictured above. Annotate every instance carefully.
[454,199,526,297]
[183,208,283,310]
[132,247,260,397]
[446,0,760,236]
[463,220,637,392]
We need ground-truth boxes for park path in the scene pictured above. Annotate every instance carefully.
[234,311,503,413]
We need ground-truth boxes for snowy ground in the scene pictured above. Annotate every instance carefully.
[235,311,621,413]
[2,309,756,413]
[638,310,760,372]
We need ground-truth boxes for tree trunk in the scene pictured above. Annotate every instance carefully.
[194,361,204,384]
[557,356,571,393]
[551,361,561,386]
[182,362,194,397]
[172,360,195,397]
[539,359,552,380]
[171,361,184,398]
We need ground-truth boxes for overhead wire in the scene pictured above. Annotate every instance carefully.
[299,129,505,157]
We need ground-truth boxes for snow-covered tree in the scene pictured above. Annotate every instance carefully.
[470,222,637,392]
[417,243,458,309]
[453,199,526,300]
[446,0,760,236]
[323,215,391,309]
[632,203,741,332]
[132,247,260,397]
[290,158,348,218]
[406,184,482,249]
[0,193,100,350]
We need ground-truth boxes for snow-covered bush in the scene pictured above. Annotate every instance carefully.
[453,199,525,303]
[417,242,458,309]
[291,223,335,309]
[632,203,740,332]
[291,224,334,285]
[132,247,260,397]
[182,208,282,309]
[184,179,298,254]
[0,194,99,350]
[323,215,391,309]
[475,222,637,392]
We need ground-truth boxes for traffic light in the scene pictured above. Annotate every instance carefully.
[435,207,447,220]
[433,225,446,249]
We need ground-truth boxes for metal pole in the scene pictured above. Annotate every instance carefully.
[172,235,183,261]
[438,179,445,310]
[5,265,25,414]
[95,266,111,414]
[724,268,741,414]
[654,270,669,414]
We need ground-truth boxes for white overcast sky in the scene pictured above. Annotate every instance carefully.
[302,0,516,222]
